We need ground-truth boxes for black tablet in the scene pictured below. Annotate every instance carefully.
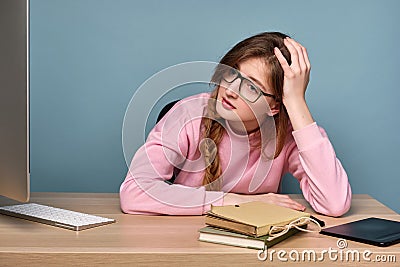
[320,217,400,247]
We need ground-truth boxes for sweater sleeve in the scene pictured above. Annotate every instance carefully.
[286,122,352,217]
[119,103,224,215]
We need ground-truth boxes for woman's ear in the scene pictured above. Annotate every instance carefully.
[267,101,280,116]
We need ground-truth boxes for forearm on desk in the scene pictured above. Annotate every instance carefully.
[288,123,352,217]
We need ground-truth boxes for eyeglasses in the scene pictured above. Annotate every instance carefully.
[221,68,277,103]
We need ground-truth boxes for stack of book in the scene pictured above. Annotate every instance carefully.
[198,201,310,250]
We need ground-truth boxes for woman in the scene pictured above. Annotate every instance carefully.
[120,32,351,216]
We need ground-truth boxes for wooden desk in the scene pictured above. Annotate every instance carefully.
[0,193,399,266]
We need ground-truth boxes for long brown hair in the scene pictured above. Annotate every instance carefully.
[199,32,292,189]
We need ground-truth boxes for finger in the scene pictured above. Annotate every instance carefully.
[270,194,306,211]
[286,38,307,71]
[281,196,306,211]
[274,47,292,75]
[283,38,300,69]
[275,200,305,211]
[282,200,306,211]
[288,38,311,72]
[284,202,306,211]
[301,46,311,71]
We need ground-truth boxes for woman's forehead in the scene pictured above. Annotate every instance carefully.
[237,58,269,91]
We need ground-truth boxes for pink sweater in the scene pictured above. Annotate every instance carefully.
[120,93,351,216]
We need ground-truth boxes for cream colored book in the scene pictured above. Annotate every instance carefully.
[205,201,310,237]
[199,225,305,250]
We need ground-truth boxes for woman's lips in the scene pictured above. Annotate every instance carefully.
[222,98,236,110]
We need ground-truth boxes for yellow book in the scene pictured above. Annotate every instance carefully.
[205,201,310,237]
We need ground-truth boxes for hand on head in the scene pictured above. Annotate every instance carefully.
[274,38,311,106]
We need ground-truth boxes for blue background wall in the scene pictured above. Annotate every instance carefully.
[30,0,400,213]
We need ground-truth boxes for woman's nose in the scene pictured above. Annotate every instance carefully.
[225,79,241,97]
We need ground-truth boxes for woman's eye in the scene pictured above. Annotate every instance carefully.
[249,85,258,93]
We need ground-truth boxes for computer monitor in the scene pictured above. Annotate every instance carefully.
[0,0,30,203]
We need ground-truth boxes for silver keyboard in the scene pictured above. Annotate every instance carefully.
[0,203,116,231]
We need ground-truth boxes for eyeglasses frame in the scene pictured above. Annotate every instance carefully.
[221,68,278,103]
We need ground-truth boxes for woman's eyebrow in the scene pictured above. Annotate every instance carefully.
[248,75,268,92]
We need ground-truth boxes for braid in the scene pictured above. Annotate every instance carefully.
[199,90,225,190]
